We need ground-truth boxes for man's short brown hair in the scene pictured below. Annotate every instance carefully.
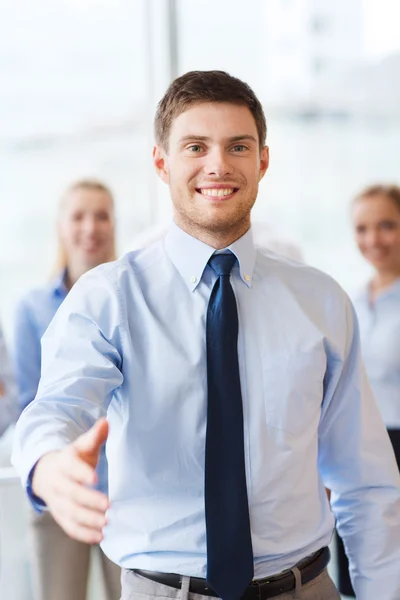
[155,70,267,152]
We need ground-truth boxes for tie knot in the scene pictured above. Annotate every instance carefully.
[208,252,237,277]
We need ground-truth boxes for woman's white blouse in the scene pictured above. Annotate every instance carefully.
[354,279,400,429]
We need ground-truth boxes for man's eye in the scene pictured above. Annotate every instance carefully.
[188,145,203,152]
[231,145,247,152]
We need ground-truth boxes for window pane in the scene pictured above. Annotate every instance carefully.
[0,0,153,328]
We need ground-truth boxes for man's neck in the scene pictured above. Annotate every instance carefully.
[173,218,251,250]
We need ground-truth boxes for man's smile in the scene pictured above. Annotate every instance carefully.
[195,185,239,200]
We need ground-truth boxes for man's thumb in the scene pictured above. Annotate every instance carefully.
[73,418,109,466]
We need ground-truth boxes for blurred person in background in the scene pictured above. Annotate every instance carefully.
[0,322,18,437]
[13,179,121,600]
[335,183,400,598]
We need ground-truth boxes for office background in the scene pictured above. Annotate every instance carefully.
[1,1,400,597]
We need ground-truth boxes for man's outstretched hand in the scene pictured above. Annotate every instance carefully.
[32,418,110,544]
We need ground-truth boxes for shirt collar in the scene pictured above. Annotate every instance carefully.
[164,222,256,291]
[51,269,69,299]
[356,277,400,305]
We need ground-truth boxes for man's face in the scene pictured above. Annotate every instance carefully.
[153,102,269,238]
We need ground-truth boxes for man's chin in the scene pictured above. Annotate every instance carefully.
[193,212,249,234]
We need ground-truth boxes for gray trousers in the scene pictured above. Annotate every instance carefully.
[29,509,121,600]
[121,568,340,600]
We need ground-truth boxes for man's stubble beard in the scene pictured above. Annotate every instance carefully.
[171,184,258,239]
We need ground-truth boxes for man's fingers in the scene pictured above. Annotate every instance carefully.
[74,504,107,530]
[61,451,98,487]
[48,484,110,544]
[56,515,105,544]
[73,418,109,465]
[57,494,108,530]
[56,477,110,513]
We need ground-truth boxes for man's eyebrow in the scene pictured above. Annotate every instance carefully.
[179,135,211,143]
[178,134,258,144]
[228,135,258,144]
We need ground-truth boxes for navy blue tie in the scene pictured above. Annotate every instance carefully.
[205,252,254,600]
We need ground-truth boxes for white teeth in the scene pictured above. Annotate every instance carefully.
[200,188,234,197]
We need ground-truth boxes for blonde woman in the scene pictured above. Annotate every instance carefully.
[352,185,400,466]
[14,179,120,600]
[336,184,400,597]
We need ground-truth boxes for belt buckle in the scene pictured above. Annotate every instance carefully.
[251,574,277,600]
[254,568,293,600]
[249,579,263,600]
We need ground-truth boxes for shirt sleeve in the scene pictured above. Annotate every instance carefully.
[318,295,400,600]
[13,297,42,411]
[0,324,19,436]
[11,265,125,503]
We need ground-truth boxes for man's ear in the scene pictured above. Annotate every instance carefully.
[259,146,270,182]
[153,145,170,184]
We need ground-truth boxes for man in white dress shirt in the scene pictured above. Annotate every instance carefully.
[12,70,400,600]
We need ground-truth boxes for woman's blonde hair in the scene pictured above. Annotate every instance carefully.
[354,184,400,212]
[53,178,117,275]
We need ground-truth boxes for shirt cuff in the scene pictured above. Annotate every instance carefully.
[26,462,48,513]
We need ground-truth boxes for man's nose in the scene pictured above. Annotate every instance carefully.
[204,148,233,178]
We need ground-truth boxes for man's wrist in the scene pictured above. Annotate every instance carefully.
[30,451,59,505]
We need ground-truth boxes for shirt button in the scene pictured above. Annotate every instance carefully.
[190,275,197,283]
[245,274,251,282]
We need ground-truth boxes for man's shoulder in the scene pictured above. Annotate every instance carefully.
[83,241,165,286]
[255,246,346,300]
[121,239,165,273]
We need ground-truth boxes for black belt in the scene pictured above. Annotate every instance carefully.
[133,546,330,599]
